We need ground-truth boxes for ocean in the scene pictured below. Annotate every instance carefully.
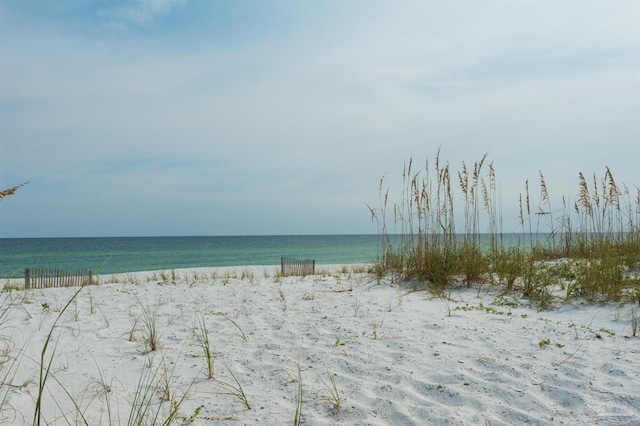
[0,235,381,278]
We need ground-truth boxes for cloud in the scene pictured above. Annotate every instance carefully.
[0,1,638,237]
[99,0,187,26]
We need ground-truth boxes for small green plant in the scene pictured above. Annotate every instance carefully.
[82,354,114,424]
[216,360,251,410]
[127,353,163,425]
[181,405,201,424]
[193,309,215,379]
[158,366,173,401]
[538,338,551,349]
[1,291,28,416]
[136,297,161,352]
[125,273,139,285]
[553,346,581,366]
[241,268,254,281]
[224,316,247,342]
[276,285,287,310]
[599,328,615,336]
[128,316,140,342]
[88,294,96,315]
[98,307,110,329]
[319,358,341,411]
[127,350,194,426]
[293,363,303,426]
[221,271,237,285]
[71,300,80,322]
[569,321,580,339]
[353,295,361,317]
[371,319,384,340]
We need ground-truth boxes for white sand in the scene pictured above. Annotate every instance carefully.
[2,265,639,425]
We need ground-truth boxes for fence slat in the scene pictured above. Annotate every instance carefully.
[24,268,93,289]
[280,257,315,276]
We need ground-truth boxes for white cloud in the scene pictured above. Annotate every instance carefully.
[100,0,187,25]
[0,1,638,236]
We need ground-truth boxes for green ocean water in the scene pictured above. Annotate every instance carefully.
[0,235,382,278]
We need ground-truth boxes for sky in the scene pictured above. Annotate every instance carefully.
[0,0,639,238]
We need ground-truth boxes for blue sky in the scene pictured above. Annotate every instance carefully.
[1,0,639,237]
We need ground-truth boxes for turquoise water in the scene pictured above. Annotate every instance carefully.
[0,235,381,278]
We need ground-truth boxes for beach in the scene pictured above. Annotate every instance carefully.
[2,265,639,425]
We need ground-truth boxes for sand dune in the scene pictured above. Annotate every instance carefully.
[2,265,639,425]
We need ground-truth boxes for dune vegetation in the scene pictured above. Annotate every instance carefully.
[368,151,640,309]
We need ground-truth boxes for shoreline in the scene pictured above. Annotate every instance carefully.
[3,263,372,289]
[0,234,382,279]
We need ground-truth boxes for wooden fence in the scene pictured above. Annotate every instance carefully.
[25,268,93,290]
[281,257,315,276]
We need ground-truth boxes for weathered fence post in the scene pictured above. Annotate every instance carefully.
[25,268,30,289]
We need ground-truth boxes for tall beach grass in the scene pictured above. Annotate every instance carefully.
[368,152,640,308]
